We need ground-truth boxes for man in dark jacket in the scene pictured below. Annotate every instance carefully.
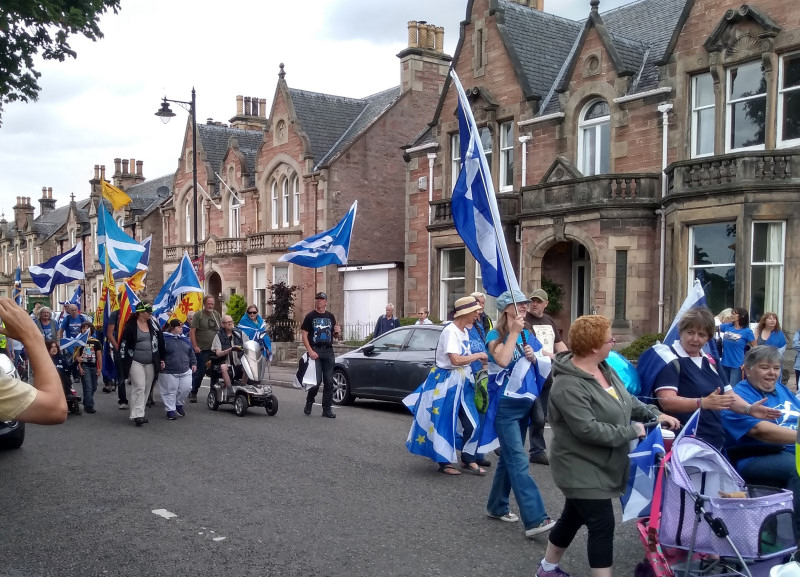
[211,315,247,397]
[373,303,401,339]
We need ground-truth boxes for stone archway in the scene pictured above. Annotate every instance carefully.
[207,271,223,314]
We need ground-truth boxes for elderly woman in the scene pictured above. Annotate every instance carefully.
[404,296,488,475]
[34,306,56,340]
[484,289,554,538]
[538,315,679,577]
[719,307,755,387]
[159,319,196,420]
[653,307,778,451]
[119,302,165,426]
[722,345,800,545]
[755,312,786,357]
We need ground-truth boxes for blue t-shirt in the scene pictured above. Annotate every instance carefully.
[60,314,87,339]
[722,379,798,466]
[719,323,755,369]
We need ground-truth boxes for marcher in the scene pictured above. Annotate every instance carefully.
[471,291,493,336]
[415,307,433,325]
[34,306,56,340]
[183,311,194,336]
[189,295,221,403]
[301,292,341,418]
[755,312,787,357]
[0,297,66,424]
[373,303,401,339]
[119,302,165,426]
[718,307,755,387]
[211,315,248,399]
[106,306,130,409]
[404,296,488,475]
[525,288,568,465]
[539,315,679,577]
[485,290,554,537]
[75,321,102,414]
[159,319,196,419]
[237,306,266,340]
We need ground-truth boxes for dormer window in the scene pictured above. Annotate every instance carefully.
[578,99,610,176]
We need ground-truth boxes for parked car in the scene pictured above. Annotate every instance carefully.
[333,324,443,405]
[0,354,25,449]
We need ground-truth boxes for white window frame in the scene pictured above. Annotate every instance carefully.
[228,192,241,238]
[2,246,7,275]
[450,133,461,196]
[725,60,766,152]
[252,265,266,316]
[750,221,785,324]
[292,175,300,225]
[577,99,611,176]
[91,222,98,257]
[499,121,514,192]
[691,73,715,158]
[439,247,466,317]
[687,222,736,311]
[185,201,191,243]
[778,52,800,148]
[281,179,290,227]
[271,181,279,229]
[200,199,206,241]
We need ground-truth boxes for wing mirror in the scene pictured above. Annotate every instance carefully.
[362,344,375,356]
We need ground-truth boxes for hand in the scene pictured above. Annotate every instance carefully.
[511,315,525,333]
[700,388,734,411]
[309,351,319,360]
[749,397,782,420]
[193,345,201,353]
[633,422,646,439]
[0,297,39,343]
[191,366,197,373]
[522,344,536,361]
[78,367,85,376]
[475,352,488,363]
[657,413,682,431]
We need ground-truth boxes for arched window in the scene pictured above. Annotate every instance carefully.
[578,99,610,176]
[185,201,192,243]
[271,181,279,229]
[229,192,241,238]
[292,175,300,225]
[282,178,289,227]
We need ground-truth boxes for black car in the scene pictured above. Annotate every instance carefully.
[0,420,25,450]
[332,324,443,405]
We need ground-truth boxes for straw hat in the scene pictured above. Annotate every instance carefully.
[453,296,481,318]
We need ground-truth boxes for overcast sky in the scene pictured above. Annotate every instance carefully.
[0,0,631,221]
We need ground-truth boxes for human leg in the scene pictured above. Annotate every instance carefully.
[129,361,147,419]
[80,366,94,409]
[175,370,191,412]
[191,350,209,396]
[319,348,336,412]
[738,452,800,540]
[458,405,478,466]
[529,375,552,460]
[159,373,178,412]
[115,349,128,406]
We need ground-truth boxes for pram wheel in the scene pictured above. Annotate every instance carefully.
[264,395,278,416]
[71,403,82,415]
[206,390,219,411]
[234,395,248,417]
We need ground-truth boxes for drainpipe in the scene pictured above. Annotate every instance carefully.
[518,135,531,284]
[426,152,436,312]
[656,102,673,333]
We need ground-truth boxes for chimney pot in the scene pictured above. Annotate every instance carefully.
[101,165,106,182]
[418,21,428,48]
[129,158,135,174]
[42,187,47,198]
[236,95,244,116]
[408,21,418,47]
[136,160,143,175]
[94,165,100,180]
[122,159,129,174]
[435,26,444,52]
[48,187,52,199]
[114,158,122,175]
[260,98,267,118]
[244,96,251,116]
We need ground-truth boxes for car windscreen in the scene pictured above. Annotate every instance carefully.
[405,328,441,351]
[370,329,408,352]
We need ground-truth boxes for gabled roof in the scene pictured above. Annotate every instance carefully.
[197,124,264,189]
[123,173,173,217]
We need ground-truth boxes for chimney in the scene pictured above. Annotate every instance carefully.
[100,165,106,182]
[121,158,129,175]
[14,195,35,230]
[229,95,268,130]
[114,158,122,177]
[236,95,244,116]
[40,188,56,218]
[397,20,452,93]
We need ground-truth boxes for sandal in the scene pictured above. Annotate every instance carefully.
[438,464,461,475]
[462,463,486,476]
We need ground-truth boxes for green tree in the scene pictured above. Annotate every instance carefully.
[225,293,247,326]
[0,0,121,124]
[265,281,301,342]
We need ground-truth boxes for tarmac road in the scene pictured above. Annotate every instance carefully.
[0,373,647,577]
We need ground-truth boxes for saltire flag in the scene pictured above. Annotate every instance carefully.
[97,204,147,276]
[29,243,85,294]
[450,70,519,297]
[113,236,151,280]
[116,282,141,341]
[636,279,717,403]
[673,408,700,445]
[68,285,82,307]
[101,180,132,211]
[12,267,21,306]
[621,425,666,521]
[152,253,203,325]
[278,201,357,268]
[60,331,89,361]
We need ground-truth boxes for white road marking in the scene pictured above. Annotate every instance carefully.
[152,509,177,519]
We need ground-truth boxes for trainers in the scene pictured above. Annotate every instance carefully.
[175,405,185,417]
[526,518,555,538]
[537,564,572,577]
[85,407,96,414]
[304,400,313,416]
[530,453,550,465]
[119,403,128,410]
[188,393,197,404]
[487,511,519,523]
[166,411,177,420]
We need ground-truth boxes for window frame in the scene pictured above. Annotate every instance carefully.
[292,175,300,225]
[777,51,800,148]
[270,181,279,229]
[577,99,611,176]
[725,60,767,153]
[281,178,290,227]
[450,133,461,197]
[687,222,737,313]
[228,191,241,238]
[691,73,716,158]
[499,121,514,192]
[439,247,466,318]
[750,221,785,324]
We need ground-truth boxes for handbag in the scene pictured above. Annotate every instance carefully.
[474,369,489,414]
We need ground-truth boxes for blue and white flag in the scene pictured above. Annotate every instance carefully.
[152,252,203,323]
[60,331,89,359]
[113,235,151,280]
[97,205,147,276]
[621,425,665,521]
[673,408,700,445]
[29,243,85,295]
[12,267,21,306]
[68,285,82,307]
[278,201,357,268]
[450,71,519,297]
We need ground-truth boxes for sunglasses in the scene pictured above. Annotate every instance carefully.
[247,311,258,315]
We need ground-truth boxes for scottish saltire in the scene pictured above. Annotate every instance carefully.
[29,243,85,294]
[101,180,132,211]
[673,409,700,445]
[449,71,519,297]
[237,312,273,360]
[278,201,357,268]
[68,285,82,307]
[60,331,89,360]
[636,279,716,402]
[152,253,203,324]
[97,205,146,276]
[621,425,666,521]
[116,282,141,341]
[12,267,21,306]
[113,236,151,280]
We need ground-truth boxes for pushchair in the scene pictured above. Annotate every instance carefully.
[638,436,796,577]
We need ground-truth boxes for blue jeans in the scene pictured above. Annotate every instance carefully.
[191,350,212,395]
[486,396,549,530]
[80,364,98,409]
[720,364,742,387]
[738,452,800,541]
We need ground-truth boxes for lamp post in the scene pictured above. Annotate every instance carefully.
[155,88,199,260]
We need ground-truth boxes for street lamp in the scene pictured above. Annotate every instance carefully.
[155,88,199,260]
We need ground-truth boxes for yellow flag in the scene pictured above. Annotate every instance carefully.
[171,292,203,323]
[103,251,119,311]
[101,180,132,210]
[125,269,148,292]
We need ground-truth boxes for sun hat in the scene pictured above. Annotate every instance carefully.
[453,296,482,318]
[496,290,530,311]
[529,289,548,302]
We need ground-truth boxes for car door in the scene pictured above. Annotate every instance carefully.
[346,328,408,397]
[390,326,441,399]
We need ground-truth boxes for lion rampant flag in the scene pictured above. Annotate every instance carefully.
[170,292,203,323]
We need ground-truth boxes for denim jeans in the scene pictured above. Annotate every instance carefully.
[191,350,212,395]
[306,347,335,410]
[487,396,549,530]
[720,364,742,387]
[529,374,552,457]
[80,364,98,409]
[738,451,800,541]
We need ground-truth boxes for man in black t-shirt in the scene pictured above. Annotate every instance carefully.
[300,292,340,418]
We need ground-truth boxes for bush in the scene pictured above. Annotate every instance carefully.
[225,294,247,325]
[541,277,565,315]
[266,281,301,342]
[619,332,666,361]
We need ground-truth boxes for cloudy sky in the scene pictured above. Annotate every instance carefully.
[0,0,631,220]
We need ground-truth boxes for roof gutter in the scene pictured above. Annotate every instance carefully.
[404,142,439,155]
[612,86,672,104]
[517,112,565,128]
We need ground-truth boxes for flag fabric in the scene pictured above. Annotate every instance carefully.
[97,204,147,276]
[673,409,700,445]
[116,282,141,341]
[124,269,148,292]
[171,292,202,324]
[101,294,118,383]
[278,201,357,268]
[95,285,108,331]
[621,425,666,521]
[68,285,82,307]
[449,71,519,297]
[152,253,203,324]
[192,252,205,282]
[101,180,132,211]
[60,331,89,361]
[12,267,21,306]
[113,236,151,280]
[29,244,85,294]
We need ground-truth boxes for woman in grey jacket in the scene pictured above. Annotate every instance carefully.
[159,319,196,420]
[536,315,679,577]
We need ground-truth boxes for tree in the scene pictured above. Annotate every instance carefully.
[225,293,247,326]
[265,281,301,342]
[0,0,121,124]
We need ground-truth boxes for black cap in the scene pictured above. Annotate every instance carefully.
[314,292,327,300]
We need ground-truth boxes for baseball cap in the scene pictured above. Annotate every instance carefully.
[496,290,530,311]
[529,289,548,302]
[314,292,328,300]
[135,302,153,314]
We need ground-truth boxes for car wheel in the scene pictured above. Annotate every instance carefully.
[234,395,248,417]
[207,390,219,411]
[0,422,25,450]
[332,369,354,406]
[264,395,278,416]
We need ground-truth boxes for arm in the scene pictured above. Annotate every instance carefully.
[554,341,569,353]
[106,322,118,350]
[0,298,66,424]
[447,350,488,367]
[373,318,381,339]
[189,326,200,353]
[488,315,525,368]
[301,329,317,360]
[793,330,800,353]
[746,421,796,445]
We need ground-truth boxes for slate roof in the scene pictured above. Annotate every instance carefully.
[122,173,174,218]
[196,124,264,190]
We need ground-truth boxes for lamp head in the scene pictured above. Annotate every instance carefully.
[155,99,176,124]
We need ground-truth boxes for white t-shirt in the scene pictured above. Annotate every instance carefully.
[435,322,470,370]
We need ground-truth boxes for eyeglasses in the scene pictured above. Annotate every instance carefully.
[605,338,616,345]
[418,312,427,315]
[247,311,258,315]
